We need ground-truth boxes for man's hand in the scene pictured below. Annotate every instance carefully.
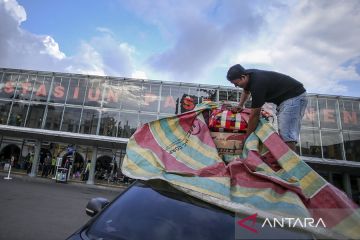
[246,108,261,137]
[231,105,244,113]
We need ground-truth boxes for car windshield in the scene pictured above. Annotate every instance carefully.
[85,181,235,240]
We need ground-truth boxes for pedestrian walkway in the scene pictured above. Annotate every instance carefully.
[0,172,120,240]
[0,170,129,191]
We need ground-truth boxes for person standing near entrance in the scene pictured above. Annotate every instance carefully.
[82,160,91,181]
[226,64,308,151]
[51,155,57,176]
[42,153,51,177]
[10,155,15,167]
[27,153,33,174]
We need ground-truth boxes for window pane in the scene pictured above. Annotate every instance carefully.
[318,98,340,129]
[118,112,138,138]
[302,96,319,128]
[339,100,360,131]
[103,80,121,109]
[160,85,182,115]
[198,88,217,103]
[321,131,343,160]
[300,129,322,158]
[85,78,104,107]
[99,111,120,137]
[8,102,28,127]
[61,107,81,133]
[141,83,159,112]
[332,173,345,192]
[139,114,157,126]
[228,90,238,102]
[13,74,29,100]
[25,104,46,128]
[31,75,52,103]
[219,90,227,101]
[0,100,12,124]
[49,77,69,103]
[80,109,100,135]
[66,78,87,105]
[219,90,238,102]
[343,132,360,162]
[44,105,64,131]
[0,73,20,99]
[350,175,360,205]
[16,74,36,101]
[121,82,141,111]
[188,87,200,105]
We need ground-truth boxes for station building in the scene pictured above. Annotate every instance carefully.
[0,67,359,204]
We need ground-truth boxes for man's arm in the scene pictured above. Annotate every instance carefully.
[238,90,250,108]
[232,90,250,112]
[246,107,261,138]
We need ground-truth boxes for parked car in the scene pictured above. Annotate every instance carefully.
[67,180,316,240]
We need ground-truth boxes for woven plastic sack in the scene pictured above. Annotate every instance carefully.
[208,105,250,132]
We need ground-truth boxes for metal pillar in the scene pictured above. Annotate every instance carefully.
[29,140,41,177]
[343,173,352,198]
[86,147,97,185]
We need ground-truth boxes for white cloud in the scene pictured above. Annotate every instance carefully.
[2,0,25,24]
[0,0,63,70]
[126,0,270,82]
[232,50,272,65]
[232,0,360,95]
[96,27,114,36]
[131,70,147,79]
[0,0,136,77]
[65,42,105,76]
[40,35,66,60]
[126,0,360,96]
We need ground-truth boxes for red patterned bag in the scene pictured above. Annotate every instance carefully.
[208,105,250,132]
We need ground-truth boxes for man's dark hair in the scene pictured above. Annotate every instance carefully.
[226,64,246,81]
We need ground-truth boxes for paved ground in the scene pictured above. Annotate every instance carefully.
[0,172,123,240]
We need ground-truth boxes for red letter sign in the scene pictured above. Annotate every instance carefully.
[323,109,335,123]
[36,84,47,97]
[106,88,118,103]
[164,96,176,108]
[4,81,15,93]
[53,85,65,98]
[304,107,316,122]
[343,111,357,125]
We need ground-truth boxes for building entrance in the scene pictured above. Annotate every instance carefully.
[95,155,113,181]
[61,151,85,180]
[0,143,20,168]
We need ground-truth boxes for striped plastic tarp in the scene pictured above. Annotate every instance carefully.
[121,102,360,239]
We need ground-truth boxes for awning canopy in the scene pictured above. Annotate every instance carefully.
[0,125,128,149]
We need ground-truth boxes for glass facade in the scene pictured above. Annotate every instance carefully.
[0,68,360,164]
[0,69,241,138]
[8,102,28,127]
[299,96,360,162]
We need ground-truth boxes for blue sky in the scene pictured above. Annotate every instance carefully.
[1,0,359,97]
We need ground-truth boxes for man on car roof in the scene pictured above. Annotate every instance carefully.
[226,64,308,151]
